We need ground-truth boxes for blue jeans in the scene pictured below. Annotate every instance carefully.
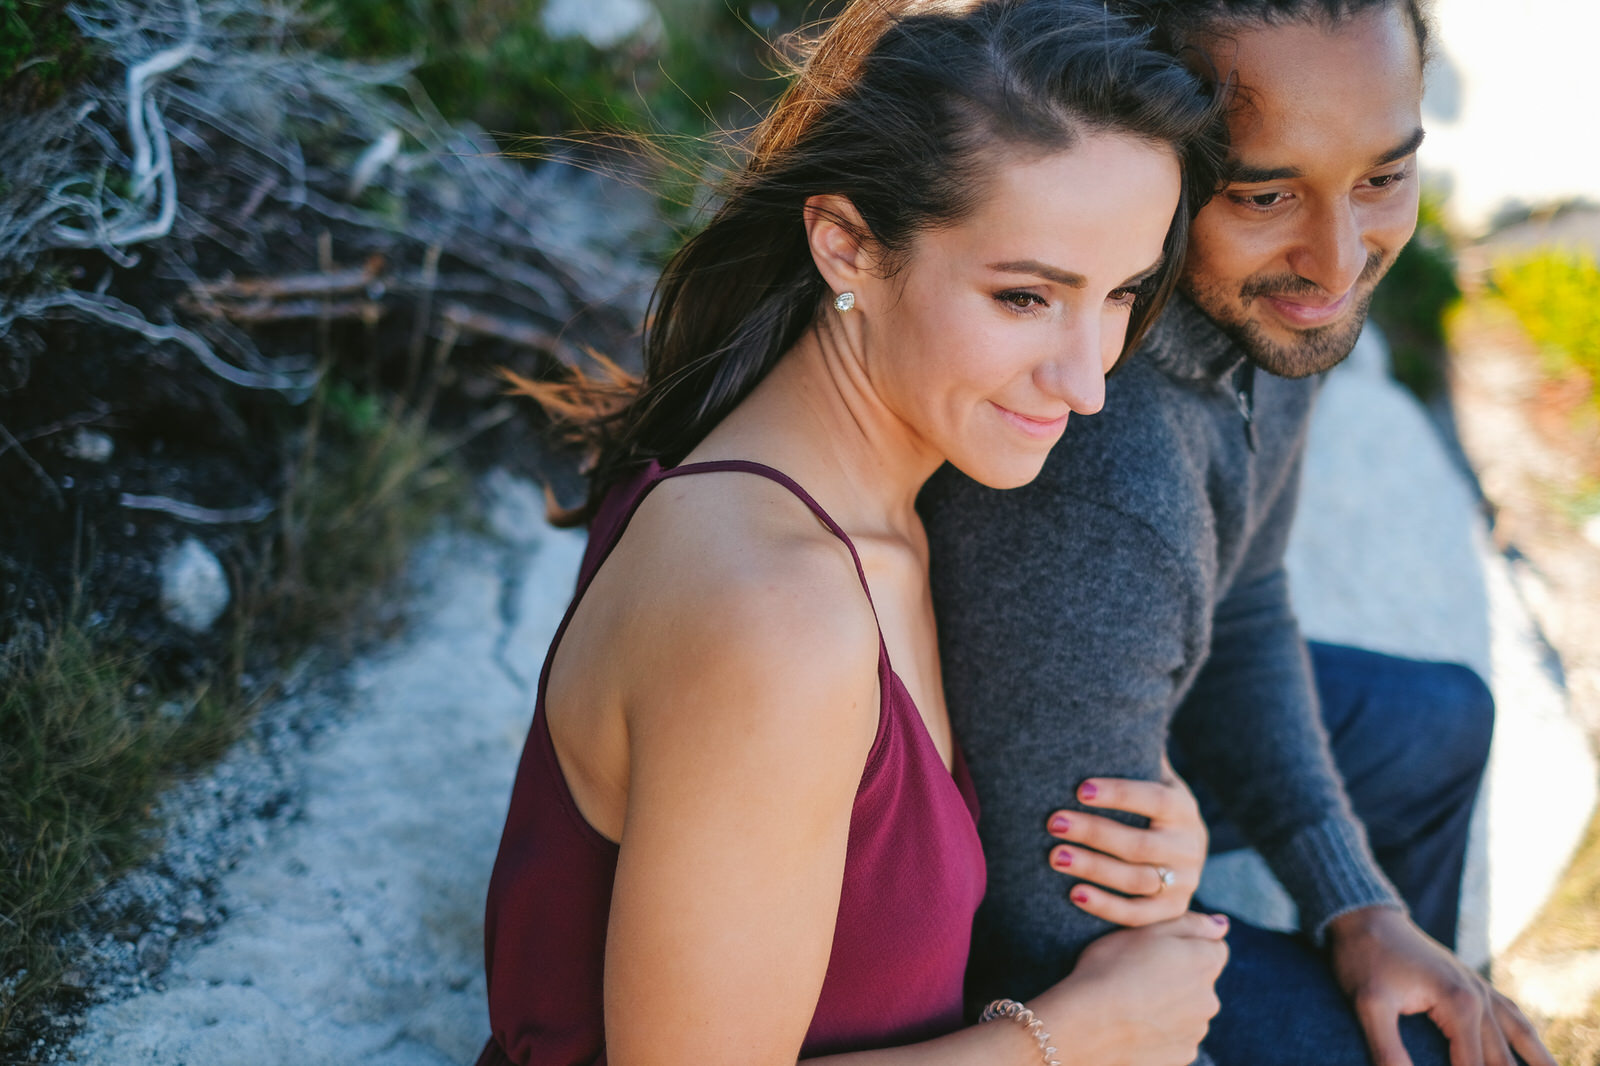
[1205,918,1453,1066]
[1193,643,1495,1065]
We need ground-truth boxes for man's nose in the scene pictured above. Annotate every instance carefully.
[1287,199,1368,297]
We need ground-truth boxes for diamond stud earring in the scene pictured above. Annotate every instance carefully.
[833,291,856,313]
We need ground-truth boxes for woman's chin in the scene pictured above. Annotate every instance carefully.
[952,453,1054,492]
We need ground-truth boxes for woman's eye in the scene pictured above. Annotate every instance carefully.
[1108,286,1143,307]
[996,290,1045,311]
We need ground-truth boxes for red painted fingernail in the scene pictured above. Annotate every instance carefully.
[1079,782,1099,801]
[1071,889,1090,905]
[1048,814,1070,834]
[1052,848,1073,869]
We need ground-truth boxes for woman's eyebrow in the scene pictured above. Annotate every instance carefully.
[987,257,1164,288]
[988,260,1086,287]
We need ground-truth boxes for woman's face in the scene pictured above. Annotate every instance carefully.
[861,131,1181,489]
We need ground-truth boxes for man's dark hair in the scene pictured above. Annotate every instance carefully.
[1123,0,1432,65]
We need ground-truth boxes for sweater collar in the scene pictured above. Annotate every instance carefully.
[1138,293,1247,384]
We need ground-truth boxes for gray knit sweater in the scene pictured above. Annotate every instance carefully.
[918,295,1402,1006]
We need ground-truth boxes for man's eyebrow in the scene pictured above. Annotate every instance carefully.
[1225,160,1301,185]
[1226,126,1428,186]
[1372,126,1426,168]
[988,260,1086,287]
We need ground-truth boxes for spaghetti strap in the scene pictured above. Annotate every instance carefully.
[654,459,879,611]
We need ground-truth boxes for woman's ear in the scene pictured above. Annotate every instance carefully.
[803,194,878,306]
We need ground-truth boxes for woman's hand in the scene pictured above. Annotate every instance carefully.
[1045,755,1208,926]
[1034,911,1230,1066]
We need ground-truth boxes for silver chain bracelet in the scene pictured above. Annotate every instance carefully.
[979,998,1062,1066]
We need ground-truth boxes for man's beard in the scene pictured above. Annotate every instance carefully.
[1184,251,1388,379]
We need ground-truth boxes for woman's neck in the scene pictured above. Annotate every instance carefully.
[686,318,941,542]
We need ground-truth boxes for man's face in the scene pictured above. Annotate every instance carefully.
[1182,6,1424,378]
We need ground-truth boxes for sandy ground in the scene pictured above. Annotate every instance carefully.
[63,518,586,1065]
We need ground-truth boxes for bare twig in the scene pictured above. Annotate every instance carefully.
[48,0,201,252]
[187,297,386,324]
[346,128,402,201]
[119,493,275,524]
[0,421,65,510]
[22,289,319,395]
[406,243,443,393]
[189,266,379,301]
[438,302,576,364]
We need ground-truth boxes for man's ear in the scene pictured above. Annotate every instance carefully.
[803,194,880,306]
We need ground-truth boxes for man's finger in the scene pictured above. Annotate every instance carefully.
[1428,987,1487,1066]
[1479,1008,1515,1066]
[1355,996,1415,1066]
[1491,992,1557,1066]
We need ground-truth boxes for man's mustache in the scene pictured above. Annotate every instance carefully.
[1239,250,1387,303]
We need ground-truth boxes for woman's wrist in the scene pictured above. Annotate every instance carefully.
[978,999,1062,1066]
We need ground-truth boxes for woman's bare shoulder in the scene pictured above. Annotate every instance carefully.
[600,470,882,753]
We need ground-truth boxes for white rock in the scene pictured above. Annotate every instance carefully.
[1197,850,1297,933]
[1268,322,1598,966]
[1288,325,1490,676]
[483,468,546,546]
[159,537,230,632]
[65,428,114,462]
[541,0,661,49]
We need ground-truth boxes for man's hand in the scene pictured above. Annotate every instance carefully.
[1325,907,1554,1066]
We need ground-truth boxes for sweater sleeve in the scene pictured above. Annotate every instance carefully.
[924,467,1203,1001]
[1167,455,1404,941]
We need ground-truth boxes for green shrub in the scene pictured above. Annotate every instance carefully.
[1491,249,1600,410]
[317,0,764,139]
[1370,192,1462,399]
[0,0,95,112]
[0,378,468,1052]
[0,626,248,1046]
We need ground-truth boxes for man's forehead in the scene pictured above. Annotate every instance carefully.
[1207,6,1425,176]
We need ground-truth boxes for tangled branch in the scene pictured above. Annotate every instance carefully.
[1,0,652,400]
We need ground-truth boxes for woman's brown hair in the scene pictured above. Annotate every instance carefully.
[516,0,1226,525]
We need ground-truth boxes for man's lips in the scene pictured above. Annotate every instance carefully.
[1258,287,1355,329]
[992,402,1070,439]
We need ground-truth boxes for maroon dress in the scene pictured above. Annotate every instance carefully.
[476,459,986,1065]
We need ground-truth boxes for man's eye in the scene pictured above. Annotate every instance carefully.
[1367,171,1408,189]
[1233,191,1285,209]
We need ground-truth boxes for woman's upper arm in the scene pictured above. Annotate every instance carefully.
[603,553,880,1066]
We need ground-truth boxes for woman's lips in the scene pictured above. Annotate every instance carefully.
[1261,287,1354,329]
[993,403,1070,440]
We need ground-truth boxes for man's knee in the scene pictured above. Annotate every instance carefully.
[1310,644,1494,796]
[1428,661,1495,786]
